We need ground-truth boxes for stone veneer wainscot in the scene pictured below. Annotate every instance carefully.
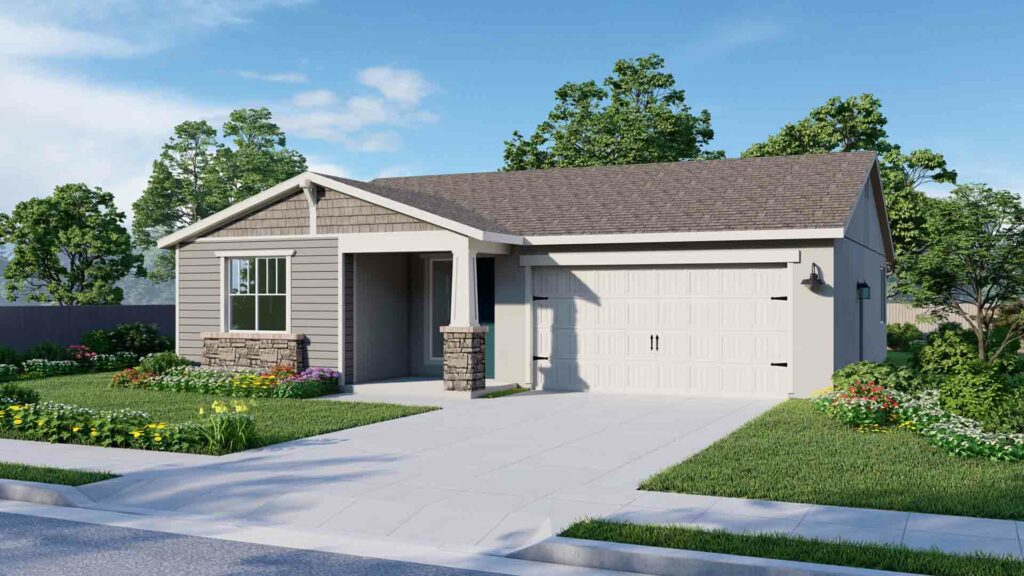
[440,326,487,391]
[201,332,307,371]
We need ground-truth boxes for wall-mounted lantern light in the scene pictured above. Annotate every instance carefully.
[857,281,871,300]
[800,264,824,290]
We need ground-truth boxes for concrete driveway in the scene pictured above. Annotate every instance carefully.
[84,391,777,552]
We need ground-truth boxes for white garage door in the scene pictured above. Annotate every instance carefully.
[533,265,792,397]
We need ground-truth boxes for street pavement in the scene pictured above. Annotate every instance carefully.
[0,512,506,576]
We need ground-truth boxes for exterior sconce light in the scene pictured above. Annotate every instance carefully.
[800,264,824,290]
[857,282,871,300]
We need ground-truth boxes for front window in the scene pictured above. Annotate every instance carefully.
[229,257,287,331]
[429,259,452,358]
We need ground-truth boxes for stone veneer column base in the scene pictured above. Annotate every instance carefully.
[440,326,487,391]
[201,332,307,371]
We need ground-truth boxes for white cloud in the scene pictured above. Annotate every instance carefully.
[357,66,436,106]
[0,16,144,58]
[292,89,336,107]
[278,68,439,151]
[304,156,348,178]
[685,20,783,60]
[238,70,308,83]
[0,59,223,217]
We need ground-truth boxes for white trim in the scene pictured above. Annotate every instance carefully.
[302,182,319,236]
[425,255,453,363]
[352,254,358,384]
[195,234,326,243]
[214,249,296,258]
[174,246,180,356]
[220,254,293,334]
[342,239,350,375]
[523,228,845,245]
[524,264,534,387]
[519,248,801,267]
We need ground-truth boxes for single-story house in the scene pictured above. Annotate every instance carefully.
[158,151,891,398]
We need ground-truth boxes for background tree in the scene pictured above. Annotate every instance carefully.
[742,94,957,284]
[133,108,306,282]
[901,184,1024,362]
[503,54,720,170]
[0,184,143,305]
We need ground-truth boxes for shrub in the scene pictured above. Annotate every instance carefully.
[886,323,923,352]
[911,328,981,377]
[0,383,40,405]
[23,341,72,361]
[814,380,901,427]
[107,323,173,357]
[81,329,117,355]
[896,390,1024,461]
[110,368,156,389]
[67,345,97,363]
[140,365,339,399]
[831,361,924,394]
[138,352,192,375]
[0,364,18,383]
[0,346,20,367]
[197,400,255,453]
[0,398,254,454]
[145,366,234,394]
[90,352,139,372]
[939,370,1024,433]
[21,359,79,378]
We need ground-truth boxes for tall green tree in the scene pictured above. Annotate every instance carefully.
[901,184,1024,362]
[0,184,143,305]
[742,94,957,281]
[133,108,306,281]
[503,54,720,170]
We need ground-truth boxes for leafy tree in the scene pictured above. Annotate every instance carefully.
[742,94,957,281]
[901,184,1024,362]
[0,184,143,305]
[133,108,306,281]
[503,54,720,170]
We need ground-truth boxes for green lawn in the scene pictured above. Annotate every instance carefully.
[0,462,117,486]
[562,521,1024,576]
[640,400,1024,520]
[9,373,438,450]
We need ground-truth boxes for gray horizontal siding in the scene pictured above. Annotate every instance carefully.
[177,237,339,369]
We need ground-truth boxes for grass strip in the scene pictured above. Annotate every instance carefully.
[562,520,1024,576]
[0,462,117,486]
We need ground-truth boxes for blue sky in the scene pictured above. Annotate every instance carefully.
[1,1,1021,217]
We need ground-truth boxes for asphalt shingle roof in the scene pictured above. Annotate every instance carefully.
[322,152,877,237]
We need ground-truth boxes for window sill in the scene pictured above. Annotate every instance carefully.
[201,331,305,340]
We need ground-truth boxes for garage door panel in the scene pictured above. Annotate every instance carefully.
[534,265,791,397]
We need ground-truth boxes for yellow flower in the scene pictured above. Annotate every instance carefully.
[153,435,162,443]
[232,402,248,413]
[212,401,228,414]
[147,423,157,429]
[72,426,81,433]
[13,418,22,425]
[36,419,45,426]
[156,423,166,430]
[9,405,21,411]
[90,429,98,437]
[198,407,205,416]
[131,430,142,438]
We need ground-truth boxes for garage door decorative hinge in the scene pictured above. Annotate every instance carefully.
[770,362,788,367]
[533,355,549,361]
[532,296,549,301]
[770,295,788,301]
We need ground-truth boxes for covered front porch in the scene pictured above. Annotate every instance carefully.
[339,231,511,393]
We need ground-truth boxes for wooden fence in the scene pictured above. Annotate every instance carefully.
[0,305,174,352]
[887,303,973,332]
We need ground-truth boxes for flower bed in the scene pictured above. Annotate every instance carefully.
[111,364,340,399]
[815,383,1024,462]
[0,396,254,455]
[1,348,138,381]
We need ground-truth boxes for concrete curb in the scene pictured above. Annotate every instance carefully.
[510,536,917,576]
[0,480,93,508]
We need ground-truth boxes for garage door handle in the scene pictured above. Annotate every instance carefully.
[771,362,788,367]
[650,335,654,350]
[533,356,549,361]
[655,335,660,351]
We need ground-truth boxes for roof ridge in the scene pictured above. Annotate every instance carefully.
[371,151,878,182]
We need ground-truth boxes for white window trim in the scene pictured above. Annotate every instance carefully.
[424,255,453,363]
[219,253,293,334]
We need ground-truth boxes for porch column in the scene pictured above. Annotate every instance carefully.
[442,244,487,391]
